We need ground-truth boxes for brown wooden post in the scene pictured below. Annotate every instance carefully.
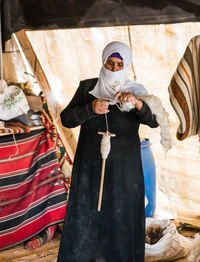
[15,30,76,161]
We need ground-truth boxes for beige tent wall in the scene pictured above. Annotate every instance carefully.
[3,37,30,83]
[3,36,41,95]
[5,23,200,220]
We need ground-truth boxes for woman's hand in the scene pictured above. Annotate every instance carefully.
[92,99,110,114]
[115,91,143,111]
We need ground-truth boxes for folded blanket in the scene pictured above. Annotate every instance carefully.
[24,224,57,250]
[168,35,200,141]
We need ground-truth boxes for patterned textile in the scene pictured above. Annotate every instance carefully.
[24,224,57,250]
[40,96,72,197]
[0,122,30,134]
[0,129,12,134]
[5,122,31,133]
[0,130,67,250]
[40,96,72,166]
[168,35,200,141]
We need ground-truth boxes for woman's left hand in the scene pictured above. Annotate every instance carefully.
[115,91,143,111]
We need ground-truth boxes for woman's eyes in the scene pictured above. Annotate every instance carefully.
[108,61,114,66]
[107,61,123,67]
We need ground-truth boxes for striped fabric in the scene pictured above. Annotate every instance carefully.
[0,130,67,250]
[41,96,72,167]
[168,35,200,141]
[24,224,57,250]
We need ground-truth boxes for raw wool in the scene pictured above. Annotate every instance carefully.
[187,233,200,262]
[139,94,173,151]
[119,101,135,111]
[145,224,165,245]
[120,94,173,151]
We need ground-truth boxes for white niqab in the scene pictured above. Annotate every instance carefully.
[89,41,147,104]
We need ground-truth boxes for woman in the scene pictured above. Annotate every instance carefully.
[57,41,158,262]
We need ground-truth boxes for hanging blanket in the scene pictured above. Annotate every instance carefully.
[168,35,200,141]
[41,96,72,167]
[0,129,67,250]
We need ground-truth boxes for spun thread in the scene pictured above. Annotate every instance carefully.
[100,134,111,159]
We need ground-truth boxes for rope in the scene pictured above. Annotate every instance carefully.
[100,134,111,159]
[0,6,19,159]
[0,121,19,159]
[105,113,109,132]
[0,4,3,80]
[127,25,137,81]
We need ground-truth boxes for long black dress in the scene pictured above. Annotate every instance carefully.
[57,78,158,262]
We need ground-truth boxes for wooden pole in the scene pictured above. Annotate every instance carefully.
[15,30,76,162]
[98,158,106,212]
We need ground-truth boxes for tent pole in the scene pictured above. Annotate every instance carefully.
[127,25,137,82]
[15,30,76,162]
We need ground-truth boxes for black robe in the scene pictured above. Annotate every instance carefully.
[57,78,158,262]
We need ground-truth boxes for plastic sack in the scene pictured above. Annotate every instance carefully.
[145,218,192,261]
[0,80,30,121]
[188,233,200,262]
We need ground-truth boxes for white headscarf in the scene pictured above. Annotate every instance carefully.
[89,41,147,104]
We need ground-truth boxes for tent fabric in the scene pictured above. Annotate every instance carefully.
[25,25,200,219]
[2,0,200,43]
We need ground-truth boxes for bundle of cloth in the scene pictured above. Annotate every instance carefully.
[0,121,31,134]
[168,35,200,141]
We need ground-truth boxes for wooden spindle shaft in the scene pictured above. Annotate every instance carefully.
[98,158,106,212]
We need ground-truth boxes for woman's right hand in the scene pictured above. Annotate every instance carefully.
[92,99,110,114]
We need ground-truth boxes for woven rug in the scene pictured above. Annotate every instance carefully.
[0,129,67,250]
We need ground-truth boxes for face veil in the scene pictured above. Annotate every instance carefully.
[89,41,147,103]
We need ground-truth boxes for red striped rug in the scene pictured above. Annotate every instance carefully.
[0,130,67,250]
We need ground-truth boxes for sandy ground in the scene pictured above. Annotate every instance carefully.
[1,218,200,262]
[0,233,189,262]
[0,232,60,262]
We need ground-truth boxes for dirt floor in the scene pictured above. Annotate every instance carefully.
[0,232,61,262]
[1,218,200,262]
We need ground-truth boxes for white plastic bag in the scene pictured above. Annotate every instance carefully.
[145,218,192,262]
[0,80,29,121]
[188,233,200,262]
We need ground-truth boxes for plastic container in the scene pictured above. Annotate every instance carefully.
[141,138,156,217]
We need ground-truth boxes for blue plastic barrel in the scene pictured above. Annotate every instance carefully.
[140,138,156,217]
